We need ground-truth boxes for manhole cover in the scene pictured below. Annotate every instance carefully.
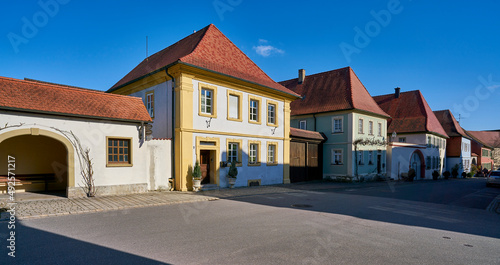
[291,204,313,208]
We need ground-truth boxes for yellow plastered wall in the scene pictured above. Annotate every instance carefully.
[283,100,291,184]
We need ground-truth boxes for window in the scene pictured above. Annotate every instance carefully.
[426,156,431,169]
[332,116,343,133]
[226,139,242,166]
[358,151,364,165]
[199,83,217,118]
[299,120,307,130]
[145,91,154,118]
[438,157,441,169]
[248,141,261,166]
[249,96,261,124]
[427,136,432,147]
[267,100,278,126]
[378,123,382,136]
[107,138,132,167]
[483,149,490,157]
[227,91,242,122]
[267,142,278,165]
[332,149,343,165]
[368,151,373,165]
[399,137,406,143]
[368,121,374,135]
[358,119,364,134]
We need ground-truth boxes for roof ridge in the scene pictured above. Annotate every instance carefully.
[178,24,213,61]
[280,66,351,83]
[183,24,280,85]
[346,67,355,108]
[1,76,143,101]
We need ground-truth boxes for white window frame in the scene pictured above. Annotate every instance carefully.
[266,142,278,166]
[248,141,261,166]
[378,123,382,136]
[266,100,278,127]
[358,119,364,134]
[368,151,373,165]
[227,90,242,122]
[145,91,154,118]
[248,96,261,124]
[368,121,374,135]
[332,116,343,133]
[358,150,364,165]
[299,120,307,130]
[198,83,217,118]
[332,149,343,165]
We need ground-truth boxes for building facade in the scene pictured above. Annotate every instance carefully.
[434,110,472,175]
[373,89,448,180]
[281,67,390,180]
[108,24,300,191]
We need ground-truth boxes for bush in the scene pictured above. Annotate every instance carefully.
[228,161,238,178]
[443,171,451,179]
[461,172,467,178]
[432,170,439,180]
[467,172,473,178]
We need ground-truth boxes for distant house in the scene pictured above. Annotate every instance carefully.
[434,110,472,176]
[466,130,499,171]
[0,77,165,198]
[373,89,448,180]
[280,67,390,180]
[108,24,300,191]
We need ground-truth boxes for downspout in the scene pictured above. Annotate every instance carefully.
[166,69,176,190]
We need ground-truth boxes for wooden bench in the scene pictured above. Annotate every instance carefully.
[0,174,57,191]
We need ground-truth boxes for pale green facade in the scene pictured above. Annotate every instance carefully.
[292,111,387,179]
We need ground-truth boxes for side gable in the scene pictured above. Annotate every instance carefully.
[373,90,448,138]
[280,67,389,117]
[0,77,152,123]
[434,110,470,139]
[109,24,299,98]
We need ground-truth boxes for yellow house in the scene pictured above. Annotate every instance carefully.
[108,24,300,191]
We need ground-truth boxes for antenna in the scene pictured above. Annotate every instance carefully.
[146,36,149,61]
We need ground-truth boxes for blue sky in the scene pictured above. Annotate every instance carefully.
[1,0,499,131]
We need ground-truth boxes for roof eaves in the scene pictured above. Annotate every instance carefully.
[0,106,151,124]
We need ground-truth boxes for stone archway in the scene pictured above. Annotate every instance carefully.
[0,128,75,195]
[410,149,425,179]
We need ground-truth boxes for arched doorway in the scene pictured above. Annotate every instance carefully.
[0,128,75,195]
[410,150,425,179]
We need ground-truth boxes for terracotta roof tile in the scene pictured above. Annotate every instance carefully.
[433,110,470,139]
[373,90,448,138]
[466,130,500,148]
[279,67,389,117]
[290,127,326,141]
[109,24,299,97]
[0,76,151,122]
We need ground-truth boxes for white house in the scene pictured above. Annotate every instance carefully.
[0,77,171,197]
[373,88,449,180]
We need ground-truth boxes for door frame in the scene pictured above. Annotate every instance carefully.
[195,136,220,186]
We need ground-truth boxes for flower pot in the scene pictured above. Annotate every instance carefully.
[227,177,236,188]
[193,178,201,192]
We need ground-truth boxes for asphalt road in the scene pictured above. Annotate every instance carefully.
[1,179,499,265]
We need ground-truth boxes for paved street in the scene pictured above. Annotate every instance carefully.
[1,178,500,264]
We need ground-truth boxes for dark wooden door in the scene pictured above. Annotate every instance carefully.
[307,144,321,180]
[290,142,306,183]
[377,154,382,174]
[200,150,210,184]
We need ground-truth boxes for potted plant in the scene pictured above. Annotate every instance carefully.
[192,161,202,192]
[408,168,416,182]
[227,161,238,188]
[432,170,439,180]
[461,172,467,178]
[443,171,450,180]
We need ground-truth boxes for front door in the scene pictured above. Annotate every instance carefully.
[411,153,421,179]
[200,150,211,184]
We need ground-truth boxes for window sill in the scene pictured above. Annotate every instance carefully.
[106,163,133,168]
[227,117,243,122]
[248,163,261,167]
[332,131,343,134]
[267,163,278,166]
[249,120,261,125]
[199,112,217,119]
[331,163,344,166]
[266,123,279,127]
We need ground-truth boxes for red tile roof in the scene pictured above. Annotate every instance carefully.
[0,76,152,122]
[109,24,299,98]
[373,90,448,138]
[279,67,389,117]
[433,110,470,139]
[290,127,326,141]
[466,131,500,148]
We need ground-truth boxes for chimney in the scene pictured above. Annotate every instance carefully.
[395,87,401,98]
[298,69,306,84]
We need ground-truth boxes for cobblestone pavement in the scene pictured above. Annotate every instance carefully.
[0,192,218,220]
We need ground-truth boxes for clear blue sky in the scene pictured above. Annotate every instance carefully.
[1,0,499,131]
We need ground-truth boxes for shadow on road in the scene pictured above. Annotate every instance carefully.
[198,178,500,239]
[0,222,169,265]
